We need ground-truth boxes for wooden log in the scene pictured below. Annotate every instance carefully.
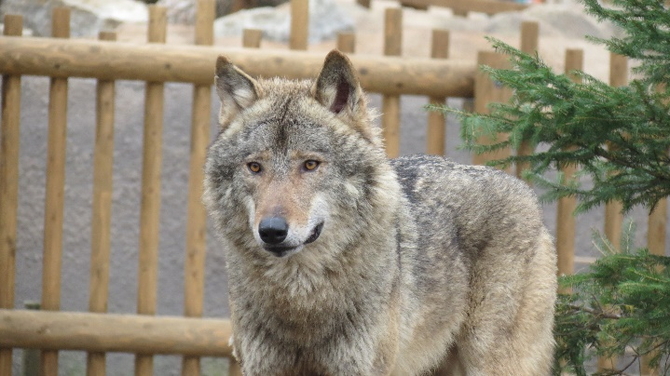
[337,32,355,53]
[426,29,449,156]
[41,8,70,376]
[290,0,309,50]
[472,51,512,170]
[0,309,233,357]
[242,29,262,48]
[86,30,117,376]
[516,21,539,181]
[556,49,582,293]
[0,37,475,97]
[382,8,402,158]
[0,14,23,376]
[136,7,167,376]
[183,2,215,376]
[393,0,527,15]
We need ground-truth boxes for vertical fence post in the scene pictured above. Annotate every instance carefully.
[40,8,70,376]
[135,6,167,376]
[426,29,449,155]
[516,21,538,181]
[182,1,215,376]
[597,51,628,373]
[242,29,263,49]
[0,14,23,376]
[86,30,117,376]
[556,49,582,293]
[382,8,402,158]
[337,32,355,53]
[472,51,512,170]
[290,0,309,50]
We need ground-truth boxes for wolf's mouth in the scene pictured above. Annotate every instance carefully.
[304,222,324,244]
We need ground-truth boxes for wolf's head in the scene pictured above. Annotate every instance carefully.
[204,50,399,263]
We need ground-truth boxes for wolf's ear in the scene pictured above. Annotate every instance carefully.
[312,50,363,116]
[215,56,259,128]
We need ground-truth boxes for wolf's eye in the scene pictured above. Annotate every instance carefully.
[303,160,320,171]
[247,162,262,174]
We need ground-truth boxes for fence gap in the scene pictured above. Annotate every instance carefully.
[290,0,308,50]
[40,8,71,376]
[426,29,449,156]
[472,51,512,170]
[0,13,23,376]
[382,8,402,158]
[85,30,117,376]
[135,6,167,376]
[516,21,539,182]
[182,1,215,376]
[556,48,582,293]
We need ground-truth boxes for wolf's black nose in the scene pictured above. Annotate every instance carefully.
[258,217,288,244]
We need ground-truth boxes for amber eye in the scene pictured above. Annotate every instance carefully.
[303,160,320,171]
[247,162,262,173]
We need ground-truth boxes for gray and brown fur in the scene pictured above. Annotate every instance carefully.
[203,50,557,376]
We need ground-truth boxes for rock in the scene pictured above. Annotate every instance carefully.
[0,0,148,37]
[156,0,289,25]
[214,0,354,43]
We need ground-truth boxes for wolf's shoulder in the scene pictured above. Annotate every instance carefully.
[389,154,537,208]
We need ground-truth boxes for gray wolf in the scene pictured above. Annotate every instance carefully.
[203,50,557,376]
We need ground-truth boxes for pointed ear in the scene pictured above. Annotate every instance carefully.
[312,50,363,115]
[215,55,260,128]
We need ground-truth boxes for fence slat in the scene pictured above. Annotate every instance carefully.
[0,14,23,376]
[472,51,512,169]
[182,2,215,376]
[597,51,628,373]
[41,8,70,376]
[86,30,117,376]
[290,0,309,50]
[0,309,233,356]
[516,21,539,181]
[556,49,582,292]
[426,29,449,155]
[337,32,355,53]
[0,37,475,97]
[242,29,262,49]
[382,8,402,158]
[136,6,167,376]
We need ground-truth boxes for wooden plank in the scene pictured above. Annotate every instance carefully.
[242,29,262,48]
[290,0,309,50]
[393,0,527,15]
[598,51,628,374]
[0,309,233,357]
[0,37,476,97]
[41,8,70,376]
[182,2,215,376]
[472,51,512,170]
[382,8,402,158]
[516,21,539,181]
[426,29,449,155]
[556,49,582,293]
[337,32,355,53]
[0,14,23,376]
[136,6,167,376]
[86,30,117,376]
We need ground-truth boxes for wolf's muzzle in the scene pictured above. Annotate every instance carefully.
[258,217,289,245]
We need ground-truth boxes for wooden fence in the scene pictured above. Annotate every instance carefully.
[0,0,667,375]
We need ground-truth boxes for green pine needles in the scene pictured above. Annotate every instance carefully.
[430,0,670,374]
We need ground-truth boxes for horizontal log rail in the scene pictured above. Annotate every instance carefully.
[0,36,476,97]
[0,309,233,357]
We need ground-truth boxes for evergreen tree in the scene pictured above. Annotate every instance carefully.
[432,0,670,374]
